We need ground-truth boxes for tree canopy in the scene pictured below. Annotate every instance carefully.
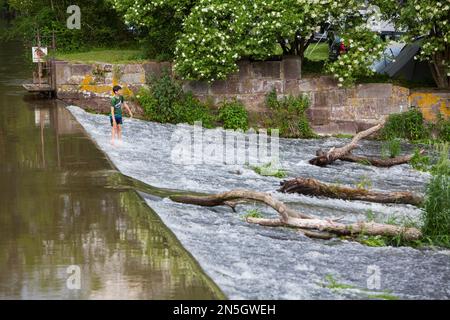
[173,0,385,83]
[4,0,133,51]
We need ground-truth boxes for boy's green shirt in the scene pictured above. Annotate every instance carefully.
[110,95,124,117]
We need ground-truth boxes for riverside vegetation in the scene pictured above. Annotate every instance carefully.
[137,70,315,138]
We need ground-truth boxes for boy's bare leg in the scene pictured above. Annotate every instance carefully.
[117,124,122,141]
[111,126,116,145]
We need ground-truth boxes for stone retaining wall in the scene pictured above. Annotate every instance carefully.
[54,58,449,135]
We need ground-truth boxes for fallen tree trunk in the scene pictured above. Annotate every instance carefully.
[170,189,312,220]
[309,123,383,167]
[339,150,425,168]
[246,217,421,240]
[170,189,422,241]
[279,177,423,206]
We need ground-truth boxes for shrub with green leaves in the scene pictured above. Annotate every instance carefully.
[422,143,450,247]
[410,148,431,172]
[138,70,215,127]
[429,113,450,142]
[173,93,215,128]
[265,89,315,138]
[147,70,184,122]
[218,100,249,131]
[381,108,429,141]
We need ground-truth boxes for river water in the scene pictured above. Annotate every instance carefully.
[0,35,223,299]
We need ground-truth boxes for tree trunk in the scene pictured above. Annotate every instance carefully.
[170,189,422,241]
[279,177,423,206]
[429,49,450,89]
[247,217,421,241]
[170,189,312,220]
[309,123,384,166]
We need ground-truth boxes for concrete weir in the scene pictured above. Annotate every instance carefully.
[67,105,450,300]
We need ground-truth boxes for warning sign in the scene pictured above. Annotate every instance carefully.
[32,47,48,63]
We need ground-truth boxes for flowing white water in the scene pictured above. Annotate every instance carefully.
[68,106,450,299]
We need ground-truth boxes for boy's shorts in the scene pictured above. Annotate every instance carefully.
[110,115,123,126]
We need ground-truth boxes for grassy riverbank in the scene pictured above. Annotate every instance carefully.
[56,48,147,64]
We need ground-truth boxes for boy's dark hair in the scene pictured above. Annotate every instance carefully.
[112,85,122,93]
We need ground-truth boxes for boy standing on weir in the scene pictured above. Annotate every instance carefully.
[110,85,133,145]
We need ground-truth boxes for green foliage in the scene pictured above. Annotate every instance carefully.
[381,108,429,141]
[428,113,450,142]
[244,209,263,219]
[358,235,387,247]
[367,293,399,300]
[381,108,450,143]
[109,0,195,60]
[138,70,214,127]
[146,69,184,122]
[410,148,431,172]
[323,275,355,290]
[5,0,134,52]
[173,0,370,81]
[174,93,215,128]
[322,275,398,300]
[355,175,372,190]
[265,89,315,138]
[381,138,401,159]
[421,143,450,247]
[218,100,249,131]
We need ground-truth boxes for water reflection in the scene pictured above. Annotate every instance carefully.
[0,38,223,299]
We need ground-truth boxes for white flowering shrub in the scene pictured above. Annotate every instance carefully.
[174,0,369,81]
[326,27,386,87]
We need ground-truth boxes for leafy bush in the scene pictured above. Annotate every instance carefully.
[429,113,450,142]
[265,89,315,138]
[173,93,215,128]
[218,100,249,131]
[138,70,215,127]
[381,108,449,143]
[147,69,184,122]
[410,148,431,172]
[381,108,429,141]
[422,144,450,247]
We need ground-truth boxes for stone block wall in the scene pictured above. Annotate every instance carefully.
[54,58,449,135]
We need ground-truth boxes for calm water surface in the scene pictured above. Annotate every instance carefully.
[0,32,223,300]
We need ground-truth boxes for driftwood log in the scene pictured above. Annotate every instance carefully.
[170,189,422,241]
[279,177,423,206]
[309,123,383,166]
[309,122,423,168]
[338,150,425,168]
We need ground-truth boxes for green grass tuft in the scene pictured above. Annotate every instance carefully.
[251,162,287,178]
